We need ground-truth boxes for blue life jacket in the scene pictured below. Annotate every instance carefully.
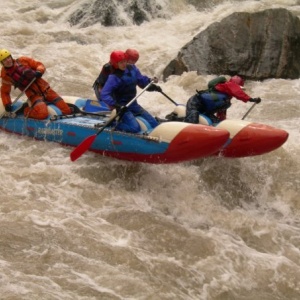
[196,76,231,112]
[200,91,230,112]
[113,66,138,105]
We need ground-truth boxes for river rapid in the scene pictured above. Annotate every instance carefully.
[0,0,300,299]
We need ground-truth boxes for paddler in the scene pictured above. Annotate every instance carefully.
[0,49,71,119]
[184,75,262,123]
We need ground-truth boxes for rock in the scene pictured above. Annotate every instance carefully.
[163,8,300,80]
[68,0,167,27]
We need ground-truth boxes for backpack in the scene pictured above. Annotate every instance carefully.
[196,76,227,96]
[207,76,227,91]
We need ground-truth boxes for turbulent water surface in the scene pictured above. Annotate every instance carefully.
[0,0,300,299]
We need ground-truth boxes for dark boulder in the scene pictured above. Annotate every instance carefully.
[163,8,300,80]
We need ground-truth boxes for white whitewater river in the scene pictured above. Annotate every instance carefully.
[0,0,299,299]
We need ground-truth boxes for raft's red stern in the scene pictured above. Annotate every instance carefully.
[217,122,289,158]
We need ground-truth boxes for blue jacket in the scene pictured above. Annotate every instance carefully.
[200,91,230,112]
[101,65,151,108]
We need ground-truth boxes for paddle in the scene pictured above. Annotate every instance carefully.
[0,77,36,119]
[241,103,256,120]
[70,80,154,162]
[159,90,179,105]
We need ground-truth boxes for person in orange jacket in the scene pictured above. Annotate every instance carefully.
[184,75,261,123]
[0,49,71,119]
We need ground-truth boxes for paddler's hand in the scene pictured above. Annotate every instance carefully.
[35,71,43,78]
[5,104,12,112]
[249,98,261,104]
[151,77,159,83]
[147,84,162,92]
[113,104,127,118]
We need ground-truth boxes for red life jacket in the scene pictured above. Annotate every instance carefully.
[5,59,36,91]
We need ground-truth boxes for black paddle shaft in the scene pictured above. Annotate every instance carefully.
[159,90,178,105]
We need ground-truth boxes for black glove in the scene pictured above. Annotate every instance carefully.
[249,97,261,104]
[35,71,43,78]
[23,69,36,80]
[114,104,127,115]
[114,104,121,113]
[5,104,12,112]
[147,84,162,92]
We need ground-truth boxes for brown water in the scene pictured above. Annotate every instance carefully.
[0,0,299,299]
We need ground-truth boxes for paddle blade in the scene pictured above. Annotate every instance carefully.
[70,134,97,162]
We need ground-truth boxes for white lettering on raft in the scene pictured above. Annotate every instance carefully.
[37,128,63,136]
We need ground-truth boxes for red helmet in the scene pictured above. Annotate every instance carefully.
[110,50,127,69]
[229,75,245,86]
[125,48,139,63]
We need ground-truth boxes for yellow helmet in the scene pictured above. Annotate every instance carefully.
[0,49,11,62]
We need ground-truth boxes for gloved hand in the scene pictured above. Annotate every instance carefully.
[249,97,261,104]
[23,69,36,80]
[5,103,12,112]
[35,71,43,78]
[147,84,162,92]
[151,77,159,83]
[114,104,121,113]
[113,104,127,119]
[114,104,127,114]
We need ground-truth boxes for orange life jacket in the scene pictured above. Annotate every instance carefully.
[5,59,36,91]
